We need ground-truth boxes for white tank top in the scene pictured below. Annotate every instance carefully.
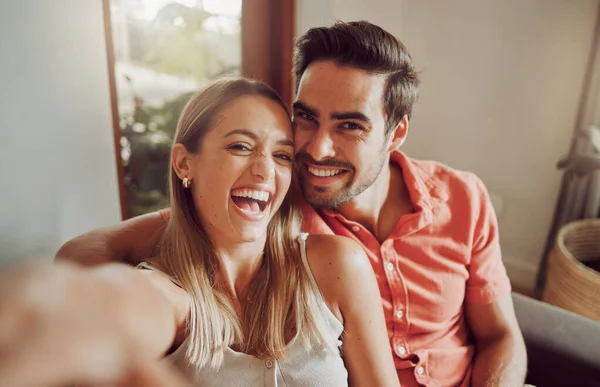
[142,233,348,387]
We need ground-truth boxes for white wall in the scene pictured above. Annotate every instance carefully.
[0,1,121,266]
[295,0,334,37]
[296,0,599,291]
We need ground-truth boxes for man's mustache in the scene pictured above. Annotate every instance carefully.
[294,152,354,170]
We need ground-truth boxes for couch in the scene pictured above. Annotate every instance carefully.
[513,293,600,387]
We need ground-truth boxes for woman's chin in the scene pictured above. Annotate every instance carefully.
[231,224,268,243]
[227,207,273,243]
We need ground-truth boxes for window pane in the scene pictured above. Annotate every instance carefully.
[110,0,242,218]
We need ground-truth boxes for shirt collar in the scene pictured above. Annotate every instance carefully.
[321,151,448,220]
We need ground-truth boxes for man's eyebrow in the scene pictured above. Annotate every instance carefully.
[331,111,372,124]
[224,129,294,147]
[292,101,319,117]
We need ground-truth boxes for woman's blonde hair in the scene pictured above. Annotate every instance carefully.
[155,77,334,369]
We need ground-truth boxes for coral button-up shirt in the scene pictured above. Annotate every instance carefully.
[300,151,511,387]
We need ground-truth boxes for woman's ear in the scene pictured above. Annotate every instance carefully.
[171,143,195,180]
[388,115,409,151]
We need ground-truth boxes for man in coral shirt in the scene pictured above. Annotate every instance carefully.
[58,21,527,386]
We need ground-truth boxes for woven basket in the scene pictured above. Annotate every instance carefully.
[542,219,600,321]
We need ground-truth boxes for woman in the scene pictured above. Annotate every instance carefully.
[0,78,399,387]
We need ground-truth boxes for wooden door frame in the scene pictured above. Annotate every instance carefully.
[102,0,128,220]
[242,0,296,107]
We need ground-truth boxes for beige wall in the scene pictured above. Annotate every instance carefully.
[297,0,599,291]
[0,1,121,266]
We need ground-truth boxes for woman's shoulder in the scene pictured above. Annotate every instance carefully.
[304,234,370,272]
[135,262,191,346]
[302,234,372,314]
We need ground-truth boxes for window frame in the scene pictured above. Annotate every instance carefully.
[102,0,296,219]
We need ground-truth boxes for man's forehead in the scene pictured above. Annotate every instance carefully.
[295,61,386,116]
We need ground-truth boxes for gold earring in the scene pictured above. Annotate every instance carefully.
[182,177,191,188]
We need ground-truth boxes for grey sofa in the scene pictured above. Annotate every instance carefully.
[513,293,600,387]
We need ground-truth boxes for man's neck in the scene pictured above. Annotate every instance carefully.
[337,160,414,242]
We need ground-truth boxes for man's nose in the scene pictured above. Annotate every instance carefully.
[304,129,335,161]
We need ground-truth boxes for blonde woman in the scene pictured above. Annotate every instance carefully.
[0,78,399,387]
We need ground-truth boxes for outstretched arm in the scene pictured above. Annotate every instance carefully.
[0,259,189,386]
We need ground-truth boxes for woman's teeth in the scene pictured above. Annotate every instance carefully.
[307,166,344,177]
[231,189,270,214]
[231,189,270,202]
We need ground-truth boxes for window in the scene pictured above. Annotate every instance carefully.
[104,0,241,218]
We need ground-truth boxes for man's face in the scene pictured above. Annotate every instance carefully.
[293,60,391,209]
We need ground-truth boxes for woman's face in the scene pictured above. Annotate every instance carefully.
[175,95,294,243]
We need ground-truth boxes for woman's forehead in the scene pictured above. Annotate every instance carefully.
[211,96,293,140]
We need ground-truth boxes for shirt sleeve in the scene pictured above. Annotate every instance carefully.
[465,176,512,304]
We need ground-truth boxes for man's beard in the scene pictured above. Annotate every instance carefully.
[295,149,388,210]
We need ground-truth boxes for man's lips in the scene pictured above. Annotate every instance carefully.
[294,152,354,172]
[306,164,347,177]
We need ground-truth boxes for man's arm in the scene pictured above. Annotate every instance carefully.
[466,294,527,387]
[55,211,168,266]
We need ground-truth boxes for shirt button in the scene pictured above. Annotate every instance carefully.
[416,366,425,375]
[265,359,274,369]
[397,345,406,355]
[352,225,360,232]
[386,262,394,271]
[396,310,404,319]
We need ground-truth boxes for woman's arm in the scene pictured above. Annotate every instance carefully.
[307,235,399,387]
[0,259,190,386]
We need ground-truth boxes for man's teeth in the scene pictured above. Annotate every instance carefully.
[307,166,344,177]
[231,189,270,202]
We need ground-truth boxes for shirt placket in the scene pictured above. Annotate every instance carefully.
[333,215,420,371]
[381,240,412,361]
[263,358,277,387]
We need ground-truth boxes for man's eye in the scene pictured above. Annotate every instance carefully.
[340,122,363,130]
[296,112,315,122]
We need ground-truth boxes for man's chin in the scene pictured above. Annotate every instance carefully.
[303,190,349,210]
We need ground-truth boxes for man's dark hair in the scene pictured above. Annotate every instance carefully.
[293,20,420,134]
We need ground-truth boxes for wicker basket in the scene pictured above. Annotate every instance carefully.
[542,219,600,321]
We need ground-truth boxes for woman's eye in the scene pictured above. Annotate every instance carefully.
[228,144,251,152]
[275,153,293,162]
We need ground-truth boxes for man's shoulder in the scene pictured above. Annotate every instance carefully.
[406,154,487,196]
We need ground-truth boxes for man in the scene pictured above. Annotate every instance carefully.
[58,21,527,386]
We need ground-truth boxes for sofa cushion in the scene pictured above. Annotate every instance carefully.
[513,292,600,386]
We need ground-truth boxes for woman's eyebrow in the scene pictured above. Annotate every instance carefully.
[224,129,294,148]
[223,128,257,140]
[278,139,294,147]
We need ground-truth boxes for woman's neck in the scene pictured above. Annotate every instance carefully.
[212,236,267,300]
